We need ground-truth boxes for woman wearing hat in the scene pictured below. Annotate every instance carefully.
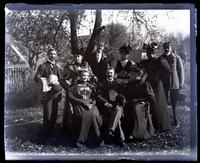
[124,65,155,140]
[60,50,97,136]
[68,68,103,148]
[139,43,171,132]
[115,43,136,94]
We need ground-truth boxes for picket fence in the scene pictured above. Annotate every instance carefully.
[5,65,31,94]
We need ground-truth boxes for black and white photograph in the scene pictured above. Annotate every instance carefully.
[4,3,197,160]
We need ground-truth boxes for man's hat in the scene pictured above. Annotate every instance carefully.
[119,43,132,54]
[74,47,85,56]
[163,42,171,48]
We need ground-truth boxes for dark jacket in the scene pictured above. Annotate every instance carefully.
[159,53,184,90]
[34,61,60,83]
[88,53,108,82]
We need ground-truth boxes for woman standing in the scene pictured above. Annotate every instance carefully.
[139,43,171,132]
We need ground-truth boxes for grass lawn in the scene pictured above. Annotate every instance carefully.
[4,104,193,160]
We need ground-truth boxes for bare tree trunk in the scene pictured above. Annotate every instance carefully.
[84,10,105,62]
[68,10,79,55]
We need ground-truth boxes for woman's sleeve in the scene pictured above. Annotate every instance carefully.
[145,82,155,103]
[68,85,87,105]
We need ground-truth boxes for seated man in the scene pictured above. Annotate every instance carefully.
[96,67,126,147]
[68,68,103,148]
[124,65,155,141]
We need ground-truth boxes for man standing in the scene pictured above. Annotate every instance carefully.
[160,42,184,126]
[34,48,62,134]
[87,41,109,82]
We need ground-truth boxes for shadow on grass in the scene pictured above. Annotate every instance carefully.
[5,123,73,148]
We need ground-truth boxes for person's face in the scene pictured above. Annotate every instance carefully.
[75,54,83,64]
[106,69,115,81]
[120,51,129,61]
[130,70,142,81]
[147,52,155,59]
[164,45,172,54]
[80,72,90,82]
[47,50,57,62]
[96,46,103,62]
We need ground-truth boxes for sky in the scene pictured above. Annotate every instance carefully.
[78,10,190,38]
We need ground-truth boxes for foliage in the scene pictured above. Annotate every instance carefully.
[6,10,71,73]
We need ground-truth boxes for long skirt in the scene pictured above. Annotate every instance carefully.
[126,101,155,139]
[72,104,103,146]
[150,80,171,131]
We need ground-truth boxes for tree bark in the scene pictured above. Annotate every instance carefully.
[68,10,79,55]
[84,10,105,62]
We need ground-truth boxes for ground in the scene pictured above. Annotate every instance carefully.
[4,104,192,160]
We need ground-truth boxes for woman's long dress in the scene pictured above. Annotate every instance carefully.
[68,81,103,146]
[125,80,155,139]
[140,58,171,131]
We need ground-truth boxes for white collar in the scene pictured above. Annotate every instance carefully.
[107,78,114,82]
[47,59,56,65]
[121,60,128,67]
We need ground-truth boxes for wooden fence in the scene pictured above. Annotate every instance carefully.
[5,65,30,94]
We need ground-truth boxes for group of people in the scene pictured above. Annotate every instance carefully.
[34,41,184,148]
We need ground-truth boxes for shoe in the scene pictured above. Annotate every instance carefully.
[108,129,114,137]
[129,135,134,140]
[172,120,179,127]
[118,141,126,147]
[75,142,86,148]
[99,140,106,147]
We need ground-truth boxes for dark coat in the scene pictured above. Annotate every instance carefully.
[34,61,60,83]
[159,53,184,93]
[139,58,172,131]
[34,61,62,130]
[88,53,108,82]
[96,79,125,142]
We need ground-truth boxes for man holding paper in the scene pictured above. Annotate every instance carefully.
[34,48,62,134]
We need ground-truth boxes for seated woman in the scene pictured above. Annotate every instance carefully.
[115,43,136,95]
[96,67,126,147]
[68,68,103,148]
[124,65,155,141]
